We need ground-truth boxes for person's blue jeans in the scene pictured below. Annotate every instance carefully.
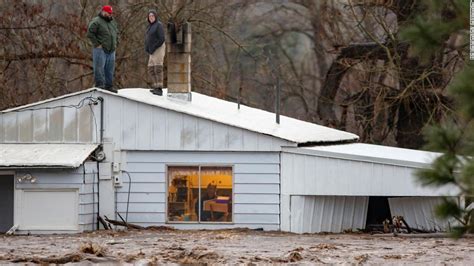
[92,47,115,89]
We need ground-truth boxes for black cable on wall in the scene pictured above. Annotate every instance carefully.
[122,170,132,223]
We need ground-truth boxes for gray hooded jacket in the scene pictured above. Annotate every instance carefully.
[145,10,165,54]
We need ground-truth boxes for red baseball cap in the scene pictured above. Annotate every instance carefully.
[102,5,113,14]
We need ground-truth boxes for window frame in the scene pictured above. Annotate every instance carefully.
[165,164,234,224]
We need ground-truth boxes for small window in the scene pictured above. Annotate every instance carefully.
[167,166,232,223]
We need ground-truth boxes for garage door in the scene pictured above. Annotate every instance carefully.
[0,175,14,233]
[17,189,79,231]
[290,195,368,233]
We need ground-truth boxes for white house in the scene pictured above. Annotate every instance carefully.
[0,88,457,234]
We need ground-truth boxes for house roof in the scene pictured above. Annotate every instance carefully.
[116,88,359,144]
[0,144,98,168]
[285,143,441,168]
[1,88,359,145]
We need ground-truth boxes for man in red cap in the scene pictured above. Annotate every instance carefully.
[87,5,119,93]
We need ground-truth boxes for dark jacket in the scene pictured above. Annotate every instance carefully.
[145,19,165,54]
[87,13,118,53]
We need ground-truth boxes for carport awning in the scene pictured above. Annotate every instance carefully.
[0,144,99,168]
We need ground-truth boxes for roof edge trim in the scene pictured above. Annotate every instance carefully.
[282,146,433,169]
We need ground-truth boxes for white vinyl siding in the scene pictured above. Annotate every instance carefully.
[102,94,292,152]
[14,162,98,232]
[116,151,280,230]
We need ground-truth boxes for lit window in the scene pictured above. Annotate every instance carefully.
[167,166,199,222]
[167,166,232,223]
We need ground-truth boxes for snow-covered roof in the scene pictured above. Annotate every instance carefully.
[115,88,358,144]
[0,144,98,168]
[287,143,441,168]
[1,88,359,144]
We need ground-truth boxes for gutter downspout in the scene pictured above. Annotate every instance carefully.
[98,96,104,144]
[97,96,104,230]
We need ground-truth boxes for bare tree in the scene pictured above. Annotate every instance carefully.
[317,0,461,148]
[236,0,462,148]
[1,0,464,149]
[0,0,251,109]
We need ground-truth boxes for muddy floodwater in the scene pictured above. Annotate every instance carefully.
[1,229,473,264]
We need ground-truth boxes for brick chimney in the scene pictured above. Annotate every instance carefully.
[166,21,192,101]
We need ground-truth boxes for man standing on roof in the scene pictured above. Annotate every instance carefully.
[87,5,119,93]
[145,9,166,96]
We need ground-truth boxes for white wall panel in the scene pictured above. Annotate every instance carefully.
[388,197,450,231]
[256,134,273,151]
[78,103,94,142]
[124,162,166,173]
[181,113,198,150]
[105,95,123,146]
[211,122,228,149]
[228,127,244,150]
[17,189,79,230]
[234,173,279,184]
[234,204,280,214]
[122,213,166,224]
[196,119,212,150]
[137,104,153,149]
[63,105,78,142]
[234,164,280,174]
[122,100,138,148]
[116,192,166,203]
[79,203,95,215]
[234,194,279,204]
[116,151,280,229]
[234,214,279,224]
[100,94,292,151]
[4,112,18,142]
[14,162,98,233]
[281,151,458,197]
[164,110,182,149]
[17,189,79,231]
[242,129,258,150]
[2,94,98,144]
[234,184,279,194]
[33,109,47,142]
[18,111,33,142]
[1,91,294,151]
[151,103,167,149]
[119,172,165,183]
[48,108,64,142]
[121,182,166,193]
[116,202,165,213]
[290,195,368,233]
[126,151,279,164]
